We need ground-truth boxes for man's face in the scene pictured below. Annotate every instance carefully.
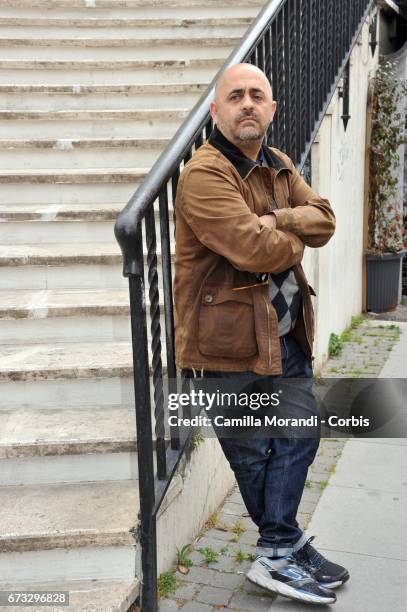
[210,65,276,147]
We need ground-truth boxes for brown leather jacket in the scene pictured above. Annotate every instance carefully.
[173,127,335,375]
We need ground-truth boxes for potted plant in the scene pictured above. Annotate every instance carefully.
[366,56,406,312]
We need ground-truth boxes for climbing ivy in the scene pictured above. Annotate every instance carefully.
[368,57,406,255]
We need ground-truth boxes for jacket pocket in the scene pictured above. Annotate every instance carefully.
[198,283,257,358]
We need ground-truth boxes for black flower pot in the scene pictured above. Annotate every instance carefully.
[366,251,405,312]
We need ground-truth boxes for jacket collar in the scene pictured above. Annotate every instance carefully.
[208,125,290,180]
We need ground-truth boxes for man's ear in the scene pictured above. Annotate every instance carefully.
[270,100,277,123]
[209,101,217,123]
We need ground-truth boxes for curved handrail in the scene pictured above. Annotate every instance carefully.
[114,0,286,277]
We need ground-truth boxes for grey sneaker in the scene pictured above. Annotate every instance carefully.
[294,536,350,589]
[246,555,337,604]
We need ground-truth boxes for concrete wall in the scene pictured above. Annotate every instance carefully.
[302,19,379,370]
[156,438,235,574]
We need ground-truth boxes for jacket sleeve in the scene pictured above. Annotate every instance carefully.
[271,156,336,248]
[179,162,304,274]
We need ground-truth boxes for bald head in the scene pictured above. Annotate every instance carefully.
[215,63,273,103]
[210,63,276,159]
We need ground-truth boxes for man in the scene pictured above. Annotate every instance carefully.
[173,63,349,605]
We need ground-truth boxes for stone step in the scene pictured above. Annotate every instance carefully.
[0,241,174,290]
[0,479,139,582]
[0,167,148,184]
[0,37,237,61]
[0,181,141,206]
[0,406,140,485]
[0,0,264,19]
[0,288,170,344]
[0,579,139,612]
[0,57,223,85]
[0,202,175,243]
[0,215,120,244]
[0,201,173,221]
[0,81,206,110]
[0,288,130,318]
[0,340,135,382]
[0,137,173,169]
[1,109,183,120]
[0,241,174,266]
[0,109,189,137]
[0,338,172,410]
[0,35,240,44]
[0,15,252,30]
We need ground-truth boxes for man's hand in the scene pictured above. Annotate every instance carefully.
[259,213,277,230]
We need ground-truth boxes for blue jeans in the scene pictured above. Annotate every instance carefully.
[203,335,320,557]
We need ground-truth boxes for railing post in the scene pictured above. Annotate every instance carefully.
[128,223,158,612]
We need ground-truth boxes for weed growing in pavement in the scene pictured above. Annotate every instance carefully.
[351,315,364,328]
[235,550,256,563]
[157,572,178,598]
[329,315,366,357]
[305,479,312,488]
[198,547,219,565]
[176,544,193,569]
[232,521,246,536]
[328,333,343,357]
[319,480,328,490]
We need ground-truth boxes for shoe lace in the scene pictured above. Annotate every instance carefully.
[296,536,325,571]
[283,554,314,584]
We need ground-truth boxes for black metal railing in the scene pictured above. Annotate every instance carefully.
[114,1,376,609]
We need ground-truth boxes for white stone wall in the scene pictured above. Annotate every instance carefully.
[302,19,379,371]
[156,438,235,574]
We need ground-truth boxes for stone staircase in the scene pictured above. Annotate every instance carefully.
[0,0,264,608]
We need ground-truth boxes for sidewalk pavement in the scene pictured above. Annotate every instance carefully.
[159,315,407,611]
[269,320,407,611]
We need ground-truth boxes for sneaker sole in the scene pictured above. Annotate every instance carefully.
[320,573,350,590]
[247,568,336,605]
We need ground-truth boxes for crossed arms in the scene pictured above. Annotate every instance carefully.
[178,155,335,275]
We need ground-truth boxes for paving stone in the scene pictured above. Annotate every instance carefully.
[211,554,237,572]
[194,536,233,553]
[227,489,245,504]
[180,566,217,586]
[172,583,200,600]
[204,527,233,541]
[232,558,252,573]
[222,541,257,557]
[222,501,245,516]
[158,599,179,612]
[179,602,212,612]
[297,511,312,524]
[228,590,276,610]
[195,585,233,606]
[237,530,257,545]
[242,578,273,597]
[297,500,316,514]
[237,516,257,531]
[188,550,205,564]
[216,514,256,534]
[301,488,322,503]
[212,571,245,590]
